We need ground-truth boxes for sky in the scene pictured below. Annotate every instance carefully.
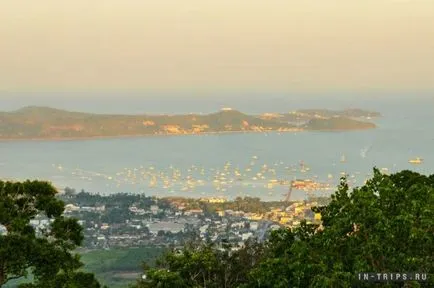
[1,0,434,100]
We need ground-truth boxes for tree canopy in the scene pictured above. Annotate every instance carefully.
[0,180,102,288]
[136,239,265,288]
[136,169,434,287]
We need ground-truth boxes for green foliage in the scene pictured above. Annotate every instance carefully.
[247,169,434,287]
[135,169,433,288]
[17,271,102,288]
[136,239,265,288]
[0,106,376,139]
[304,116,376,131]
[0,180,101,288]
[61,190,157,210]
[0,107,298,139]
[79,247,165,288]
[81,247,165,274]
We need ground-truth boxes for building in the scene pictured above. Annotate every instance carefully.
[0,225,7,235]
[216,210,225,217]
[150,205,159,215]
[280,217,292,225]
[64,204,79,212]
[184,209,203,216]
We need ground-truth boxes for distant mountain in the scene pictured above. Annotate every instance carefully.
[294,108,381,118]
[304,116,376,131]
[0,107,377,140]
[260,109,380,123]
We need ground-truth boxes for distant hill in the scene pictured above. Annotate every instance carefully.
[0,106,377,140]
[294,108,381,118]
[260,109,380,123]
[304,116,376,131]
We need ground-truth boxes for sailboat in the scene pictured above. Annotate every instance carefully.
[360,145,372,158]
[340,154,346,163]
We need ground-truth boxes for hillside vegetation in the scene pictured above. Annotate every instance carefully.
[0,106,376,140]
[80,247,165,288]
[304,116,376,131]
[136,169,434,288]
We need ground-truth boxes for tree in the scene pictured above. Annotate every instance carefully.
[246,169,434,287]
[135,239,265,288]
[0,180,102,288]
[136,169,433,287]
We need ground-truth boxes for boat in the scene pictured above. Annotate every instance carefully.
[360,145,372,158]
[409,157,423,164]
[340,154,346,163]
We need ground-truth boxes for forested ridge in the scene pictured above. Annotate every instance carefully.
[0,106,376,139]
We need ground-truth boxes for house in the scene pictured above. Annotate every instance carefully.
[30,220,40,226]
[40,219,50,226]
[64,204,79,212]
[241,232,253,241]
[249,222,259,231]
[150,205,159,215]
[245,213,263,221]
[184,209,203,216]
[270,224,281,231]
[216,210,225,217]
[101,223,110,230]
[199,225,209,234]
[231,222,245,229]
[95,205,105,212]
[280,217,292,225]
[0,225,7,235]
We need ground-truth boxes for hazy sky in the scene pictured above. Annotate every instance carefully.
[1,0,434,94]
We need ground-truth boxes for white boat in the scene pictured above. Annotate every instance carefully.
[340,154,346,163]
[409,157,423,164]
[360,145,372,158]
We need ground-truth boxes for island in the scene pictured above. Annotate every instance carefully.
[0,106,378,140]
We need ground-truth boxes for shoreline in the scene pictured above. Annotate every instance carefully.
[0,127,375,143]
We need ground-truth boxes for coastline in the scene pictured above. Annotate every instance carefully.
[0,127,377,143]
[0,126,376,143]
[0,129,303,143]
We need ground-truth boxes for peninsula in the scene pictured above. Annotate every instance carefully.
[0,106,377,140]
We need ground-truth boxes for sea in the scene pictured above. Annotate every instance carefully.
[1,95,433,201]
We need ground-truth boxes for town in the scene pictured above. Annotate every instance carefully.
[26,188,329,251]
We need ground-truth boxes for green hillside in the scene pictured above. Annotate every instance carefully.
[304,116,376,130]
[80,247,165,288]
[0,106,377,140]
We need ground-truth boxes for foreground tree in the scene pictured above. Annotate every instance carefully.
[247,169,434,287]
[0,180,101,288]
[135,239,265,288]
[136,169,433,287]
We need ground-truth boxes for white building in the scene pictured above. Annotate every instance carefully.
[64,204,80,212]
[0,224,7,235]
[250,222,259,231]
[241,232,254,241]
